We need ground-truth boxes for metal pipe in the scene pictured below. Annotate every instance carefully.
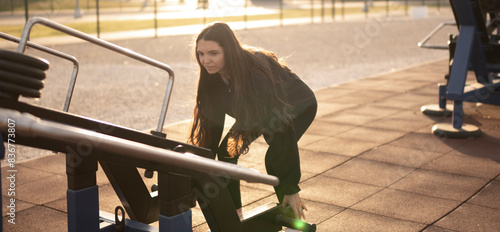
[341,0,345,20]
[16,17,175,133]
[96,0,101,38]
[24,0,28,23]
[280,0,283,27]
[417,22,457,49]
[0,108,280,186]
[310,0,314,24]
[321,0,325,23]
[0,32,79,112]
[154,0,158,38]
[332,0,335,20]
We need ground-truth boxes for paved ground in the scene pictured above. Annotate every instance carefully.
[2,58,500,231]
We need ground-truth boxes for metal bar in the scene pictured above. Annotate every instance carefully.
[386,0,389,16]
[322,0,325,23]
[244,0,248,30]
[99,161,159,223]
[447,26,476,100]
[16,17,174,133]
[417,22,457,49]
[24,0,28,22]
[470,35,489,84]
[0,108,280,186]
[96,0,101,38]
[310,0,314,24]
[405,0,408,16]
[0,32,79,112]
[452,100,463,129]
[154,0,158,38]
[0,98,214,159]
[341,0,344,20]
[99,210,160,231]
[280,0,283,27]
[438,84,447,109]
[332,0,335,20]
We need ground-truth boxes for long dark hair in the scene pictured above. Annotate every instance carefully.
[189,22,293,157]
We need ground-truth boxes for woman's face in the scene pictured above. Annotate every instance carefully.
[197,39,227,75]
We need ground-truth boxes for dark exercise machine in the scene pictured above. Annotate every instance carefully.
[0,17,316,232]
[418,0,500,138]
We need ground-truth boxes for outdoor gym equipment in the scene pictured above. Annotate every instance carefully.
[418,0,500,138]
[0,17,316,232]
[0,32,79,112]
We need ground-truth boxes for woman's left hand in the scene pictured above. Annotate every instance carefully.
[282,192,308,220]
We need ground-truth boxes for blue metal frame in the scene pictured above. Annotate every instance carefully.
[67,186,100,232]
[159,211,193,232]
[445,0,500,130]
[99,210,162,232]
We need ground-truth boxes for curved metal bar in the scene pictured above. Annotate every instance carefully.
[0,108,280,186]
[16,17,174,133]
[0,32,79,112]
[418,22,457,49]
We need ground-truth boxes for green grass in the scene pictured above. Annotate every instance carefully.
[0,0,383,12]
[0,0,140,12]
[1,8,331,38]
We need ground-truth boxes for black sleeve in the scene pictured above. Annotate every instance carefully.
[264,126,301,201]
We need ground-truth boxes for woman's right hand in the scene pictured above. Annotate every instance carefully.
[282,192,308,220]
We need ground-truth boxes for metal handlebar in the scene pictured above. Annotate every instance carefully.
[0,32,79,112]
[0,108,280,186]
[16,17,174,133]
[417,22,457,49]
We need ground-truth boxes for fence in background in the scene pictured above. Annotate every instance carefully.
[0,0,450,38]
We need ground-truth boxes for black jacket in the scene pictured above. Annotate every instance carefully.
[204,70,317,199]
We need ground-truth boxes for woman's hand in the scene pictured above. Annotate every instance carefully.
[282,193,308,220]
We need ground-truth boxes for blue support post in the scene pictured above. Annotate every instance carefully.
[438,84,448,109]
[157,170,195,232]
[447,0,489,102]
[452,101,463,129]
[429,0,490,138]
[67,185,100,232]
[159,210,193,232]
[446,26,476,101]
[470,40,489,84]
[420,83,452,116]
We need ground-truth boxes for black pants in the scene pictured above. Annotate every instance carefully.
[217,84,317,209]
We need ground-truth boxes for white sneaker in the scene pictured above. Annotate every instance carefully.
[285,228,300,232]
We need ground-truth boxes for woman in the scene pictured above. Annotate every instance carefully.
[189,22,317,220]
